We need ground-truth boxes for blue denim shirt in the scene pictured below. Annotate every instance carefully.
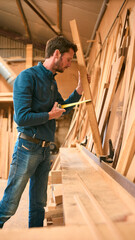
[13,62,81,141]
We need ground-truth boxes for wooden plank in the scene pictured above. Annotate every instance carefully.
[13,121,18,145]
[51,170,62,184]
[0,97,13,102]
[80,112,89,142]
[8,131,14,168]
[0,132,2,178]
[1,131,9,179]
[99,56,124,136]
[0,93,13,97]
[76,144,135,202]
[0,109,4,177]
[95,37,114,120]
[51,216,64,226]
[60,147,135,240]
[51,154,60,171]
[1,224,135,240]
[8,105,12,132]
[45,202,63,219]
[26,44,33,69]
[113,38,135,168]
[0,118,9,179]
[53,195,63,205]
[95,20,120,122]
[116,97,135,175]
[90,65,101,106]
[122,68,135,146]
[95,37,109,104]
[103,78,123,154]
[75,177,123,240]
[121,36,135,125]
[69,96,84,145]
[63,105,80,147]
[0,226,91,240]
[72,101,88,145]
[126,155,135,182]
[90,31,102,105]
[122,36,135,114]
[74,194,103,240]
[70,19,103,156]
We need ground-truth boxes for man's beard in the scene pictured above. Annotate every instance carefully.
[55,56,65,73]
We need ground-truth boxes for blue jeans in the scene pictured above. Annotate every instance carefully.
[0,136,51,228]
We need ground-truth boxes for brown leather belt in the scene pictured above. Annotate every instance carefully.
[19,133,50,147]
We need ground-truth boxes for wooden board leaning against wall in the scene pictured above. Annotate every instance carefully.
[62,4,135,183]
[0,99,18,180]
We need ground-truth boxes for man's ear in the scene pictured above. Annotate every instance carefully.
[54,49,61,59]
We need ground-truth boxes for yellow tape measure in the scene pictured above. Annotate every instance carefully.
[59,99,91,109]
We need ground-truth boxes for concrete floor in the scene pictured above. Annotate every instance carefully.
[0,179,29,229]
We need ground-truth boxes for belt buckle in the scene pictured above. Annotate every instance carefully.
[42,141,46,147]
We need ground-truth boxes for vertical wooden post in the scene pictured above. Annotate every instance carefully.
[26,44,33,69]
[70,19,103,156]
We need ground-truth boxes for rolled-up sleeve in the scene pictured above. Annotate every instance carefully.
[57,89,82,113]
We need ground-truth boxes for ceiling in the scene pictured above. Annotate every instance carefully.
[0,0,109,55]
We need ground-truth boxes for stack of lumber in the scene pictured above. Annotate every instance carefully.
[59,146,135,240]
[0,146,135,240]
[63,6,135,182]
[0,104,18,179]
[45,155,64,226]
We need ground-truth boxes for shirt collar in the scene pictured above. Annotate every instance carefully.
[38,62,56,80]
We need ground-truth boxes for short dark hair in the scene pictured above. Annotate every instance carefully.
[45,36,77,58]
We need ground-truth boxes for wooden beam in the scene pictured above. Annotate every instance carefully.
[24,0,60,35]
[16,0,32,40]
[70,19,103,156]
[57,0,62,33]
[26,44,33,69]
[0,97,13,102]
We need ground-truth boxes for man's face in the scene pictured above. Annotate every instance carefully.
[55,48,74,73]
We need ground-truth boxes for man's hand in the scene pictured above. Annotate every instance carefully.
[49,102,66,120]
[76,71,91,95]
[76,71,83,95]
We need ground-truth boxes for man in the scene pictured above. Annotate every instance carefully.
[0,36,82,228]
